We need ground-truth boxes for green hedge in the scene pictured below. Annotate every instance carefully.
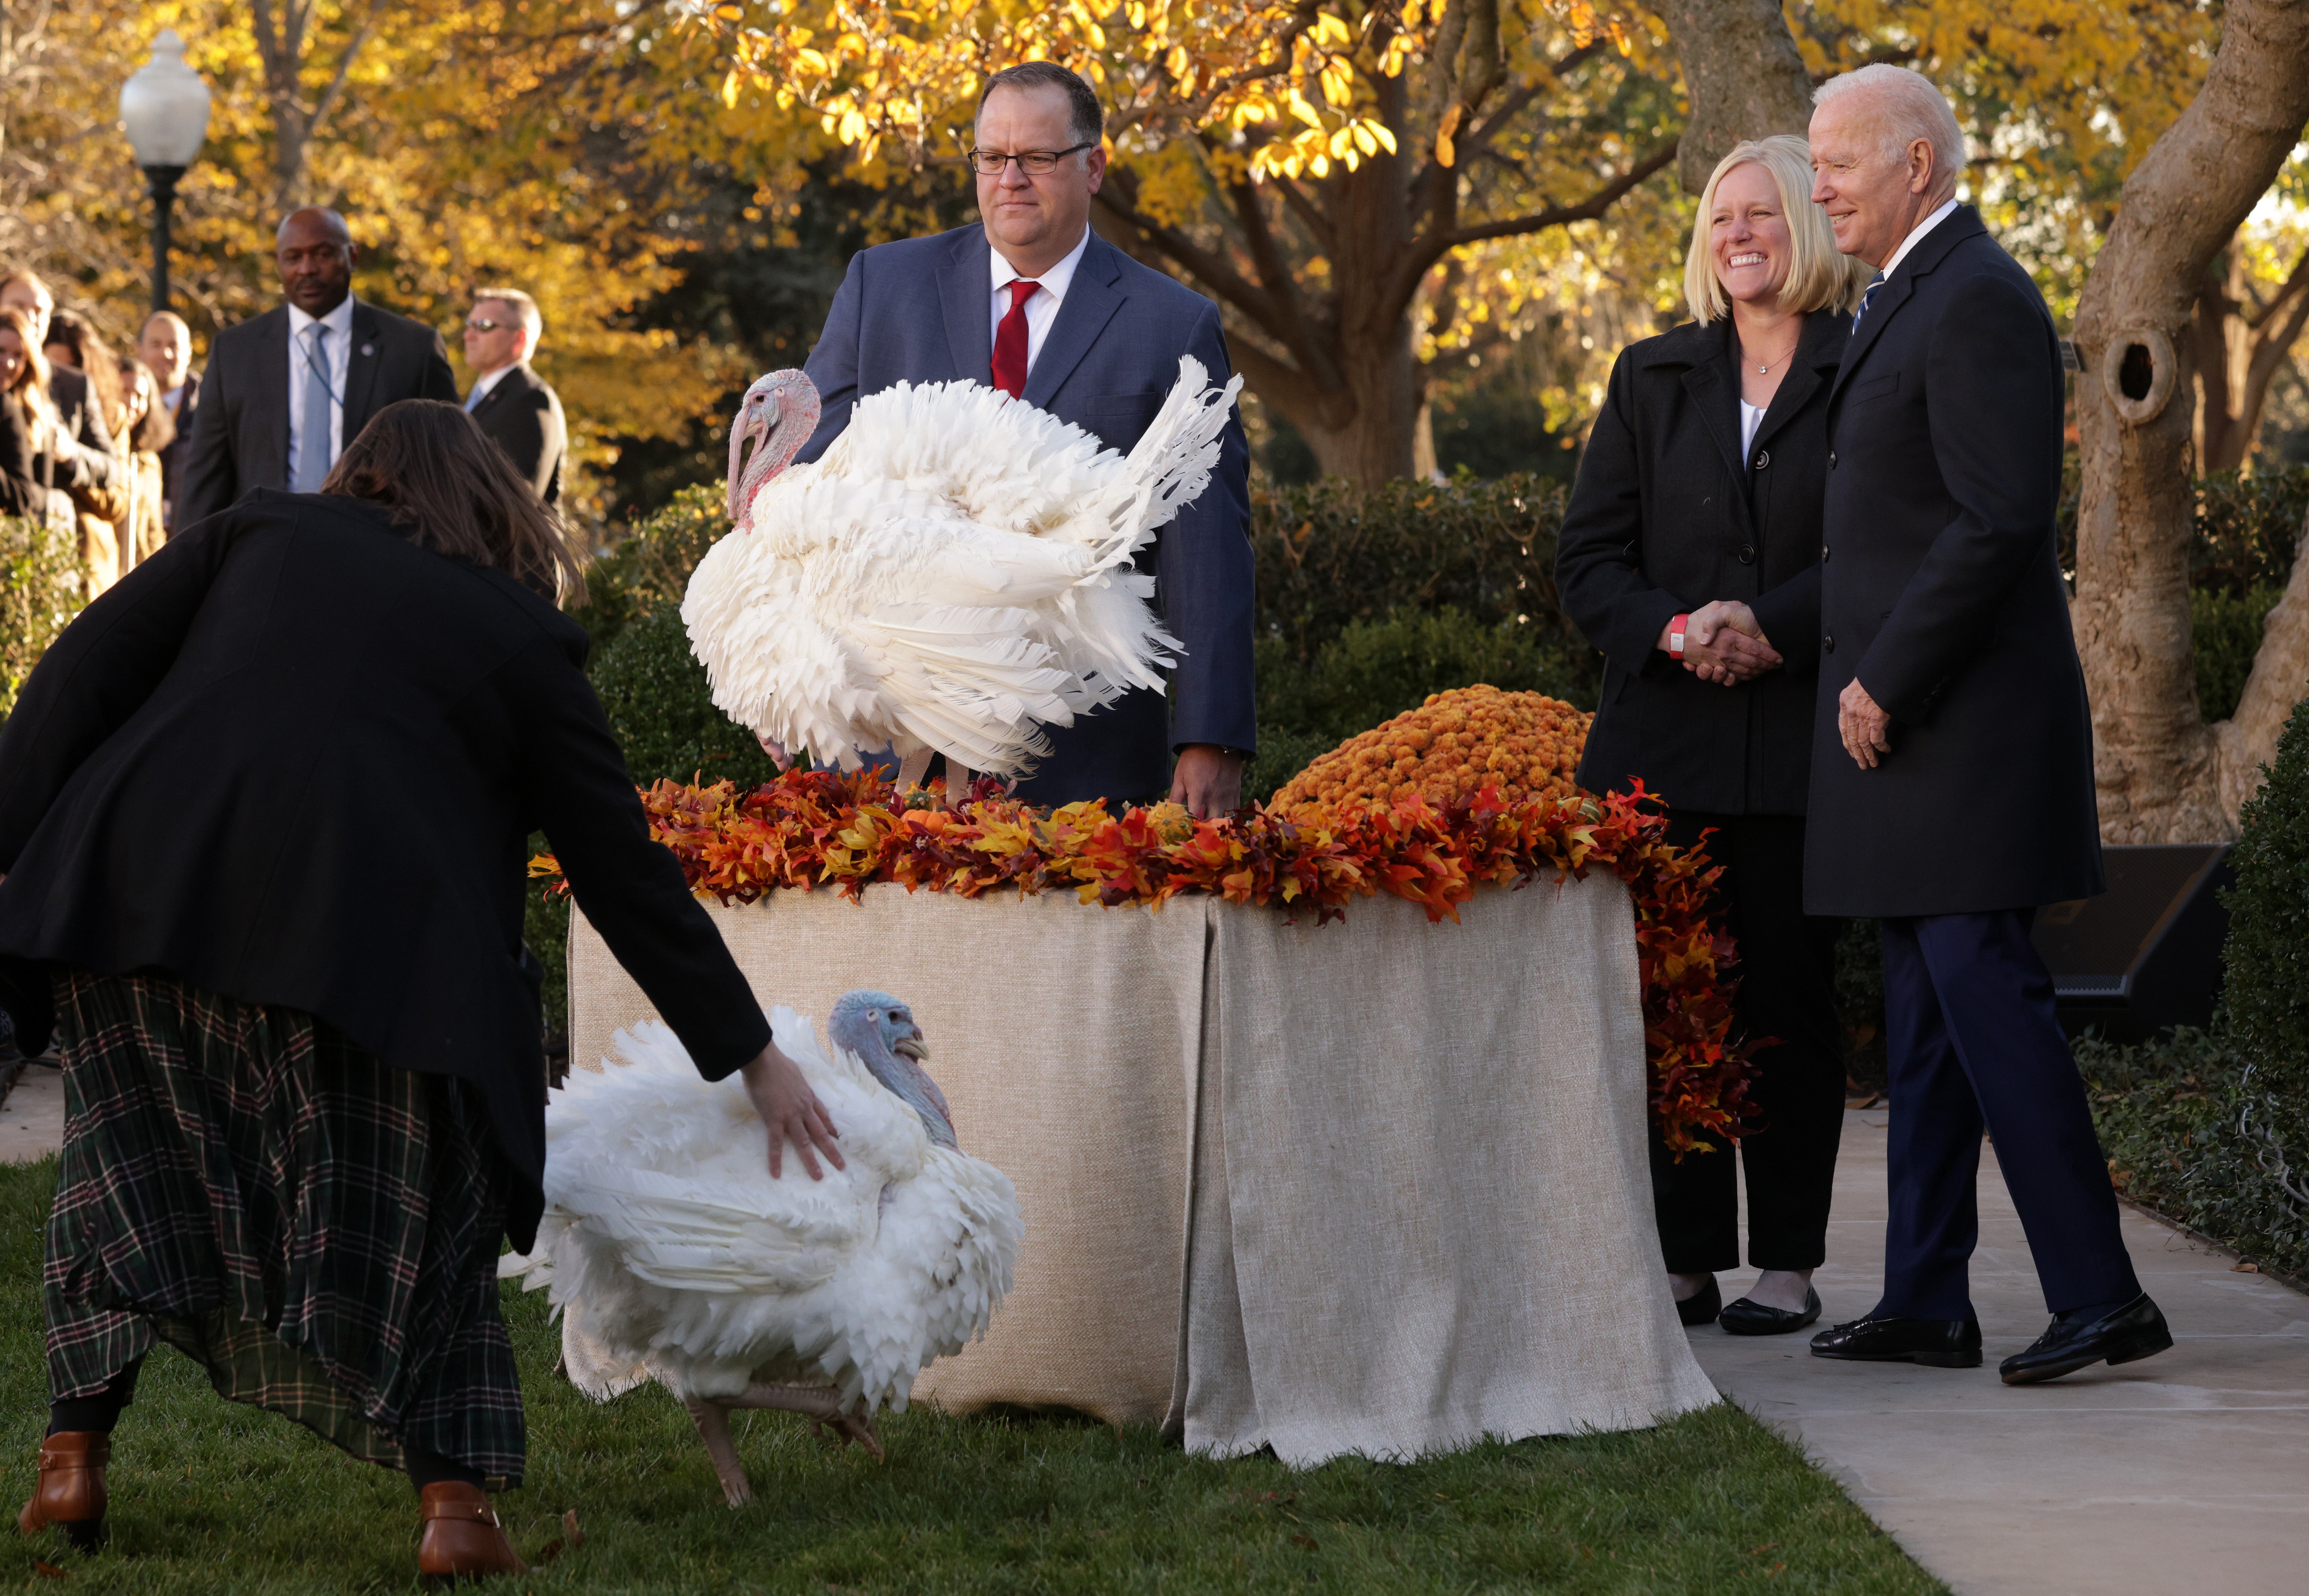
[1252,474,1577,657]
[2223,693,2309,1163]
[0,514,84,720]
[2192,585,2285,723]
[568,483,728,658]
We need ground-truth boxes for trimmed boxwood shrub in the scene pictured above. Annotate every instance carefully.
[0,513,84,720]
[2192,584,2285,723]
[568,483,728,657]
[2224,692,2309,1162]
[1252,473,1578,657]
[588,604,785,791]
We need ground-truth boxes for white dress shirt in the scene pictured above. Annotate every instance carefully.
[464,363,516,412]
[1739,398,1765,462]
[286,296,356,479]
[989,227,1093,374]
[1877,197,1960,282]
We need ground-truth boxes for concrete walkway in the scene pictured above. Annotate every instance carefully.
[1692,1108,2309,1596]
[0,1061,62,1165]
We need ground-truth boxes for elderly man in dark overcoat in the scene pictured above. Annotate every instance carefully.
[1800,65,2169,1384]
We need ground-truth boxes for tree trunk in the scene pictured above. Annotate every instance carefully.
[2070,0,2309,844]
[2189,245,2309,471]
[1653,0,1816,193]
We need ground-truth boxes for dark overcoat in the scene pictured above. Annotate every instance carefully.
[175,299,460,530]
[0,491,772,1249]
[469,362,568,505]
[1557,309,1843,815]
[1805,208,2104,916]
[799,225,1255,805]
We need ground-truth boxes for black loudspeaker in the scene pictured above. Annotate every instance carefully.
[2031,844,2234,1042]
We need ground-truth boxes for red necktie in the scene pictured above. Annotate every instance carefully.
[991,279,1039,398]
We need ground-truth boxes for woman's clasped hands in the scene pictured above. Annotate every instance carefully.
[1660,600,1782,685]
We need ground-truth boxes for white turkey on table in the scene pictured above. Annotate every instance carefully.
[681,357,1242,790]
[499,990,1020,1505]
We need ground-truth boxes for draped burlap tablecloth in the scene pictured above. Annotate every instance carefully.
[566,874,1717,1465]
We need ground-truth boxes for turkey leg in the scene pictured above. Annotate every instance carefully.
[894,747,934,796]
[683,1396,755,1508]
[730,1381,885,1463]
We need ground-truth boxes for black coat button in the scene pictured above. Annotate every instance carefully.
[1737,544,1757,565]
[1753,449,1769,470]
[1823,634,1835,653]
[1828,450,1838,469]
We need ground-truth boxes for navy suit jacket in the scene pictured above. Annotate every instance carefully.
[799,225,1255,806]
[1804,207,2104,917]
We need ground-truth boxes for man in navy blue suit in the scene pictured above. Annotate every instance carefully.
[797,62,1254,815]
[1799,65,2169,1383]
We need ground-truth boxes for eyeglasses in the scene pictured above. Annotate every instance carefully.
[464,316,511,332]
[967,143,1095,176]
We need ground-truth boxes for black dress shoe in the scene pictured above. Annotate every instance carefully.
[1675,1276,1721,1327]
[1809,1314,1982,1367]
[1721,1286,1822,1336]
[1999,1292,2172,1385]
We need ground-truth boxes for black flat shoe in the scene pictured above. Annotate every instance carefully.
[1999,1292,2172,1385]
[1675,1275,1722,1327]
[1809,1314,1981,1367]
[1721,1286,1822,1336]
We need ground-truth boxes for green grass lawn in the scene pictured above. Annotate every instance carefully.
[0,1157,1940,1594]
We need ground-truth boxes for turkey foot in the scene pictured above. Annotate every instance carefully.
[683,1396,754,1508]
[731,1381,885,1463]
[948,764,976,809]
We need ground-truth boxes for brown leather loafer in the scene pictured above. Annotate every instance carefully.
[417,1481,527,1584]
[19,1431,109,1551]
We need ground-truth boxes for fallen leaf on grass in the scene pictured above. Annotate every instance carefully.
[31,1560,66,1579]
[534,1539,564,1565]
[1290,1534,1319,1551]
[564,1509,584,1546]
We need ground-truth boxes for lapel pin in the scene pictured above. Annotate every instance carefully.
[360,343,374,357]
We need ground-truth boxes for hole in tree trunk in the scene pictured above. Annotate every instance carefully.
[2118,342,2156,402]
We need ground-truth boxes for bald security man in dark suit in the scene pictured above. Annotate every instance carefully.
[1800,66,2169,1387]
[177,208,458,529]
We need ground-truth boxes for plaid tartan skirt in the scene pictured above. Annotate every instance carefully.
[42,972,524,1483]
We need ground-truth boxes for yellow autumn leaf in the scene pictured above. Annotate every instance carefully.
[720,68,742,108]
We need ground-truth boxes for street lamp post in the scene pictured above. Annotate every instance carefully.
[118,31,211,314]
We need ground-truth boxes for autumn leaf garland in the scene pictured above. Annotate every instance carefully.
[532,768,1754,1154]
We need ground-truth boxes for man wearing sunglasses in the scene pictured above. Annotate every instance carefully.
[797,62,1254,819]
[177,207,459,530]
[460,288,566,504]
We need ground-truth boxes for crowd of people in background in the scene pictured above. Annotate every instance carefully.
[0,206,569,595]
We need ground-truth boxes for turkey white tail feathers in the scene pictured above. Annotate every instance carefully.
[690,355,1236,779]
[1082,355,1245,573]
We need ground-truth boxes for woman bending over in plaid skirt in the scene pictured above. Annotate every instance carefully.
[0,400,845,1580]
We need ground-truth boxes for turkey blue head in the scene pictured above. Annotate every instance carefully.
[828,989,957,1151]
[726,368,822,526]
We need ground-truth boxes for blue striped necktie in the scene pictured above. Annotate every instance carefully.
[1852,270,1889,333]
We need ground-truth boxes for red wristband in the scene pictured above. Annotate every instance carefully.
[1668,613,1690,661]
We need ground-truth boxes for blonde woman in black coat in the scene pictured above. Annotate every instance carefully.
[1558,134,1869,1336]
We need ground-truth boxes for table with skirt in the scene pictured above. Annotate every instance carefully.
[565,872,1718,1467]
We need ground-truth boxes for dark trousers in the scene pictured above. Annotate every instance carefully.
[1878,911,2141,1319]
[1651,812,1846,1274]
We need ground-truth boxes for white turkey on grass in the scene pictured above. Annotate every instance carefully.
[682,356,1243,791]
[499,990,1020,1506]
